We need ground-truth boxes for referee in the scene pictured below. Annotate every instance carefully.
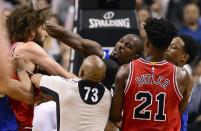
[32,55,112,131]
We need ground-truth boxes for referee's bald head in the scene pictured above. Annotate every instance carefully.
[79,55,106,83]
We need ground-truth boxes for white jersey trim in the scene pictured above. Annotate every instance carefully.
[10,42,34,75]
[9,42,21,57]
[173,66,183,101]
[124,62,133,94]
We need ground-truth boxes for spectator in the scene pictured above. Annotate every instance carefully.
[44,14,62,63]
[137,7,150,24]
[136,0,154,10]
[137,7,150,50]
[150,0,162,18]
[188,58,201,130]
[54,0,73,23]
[36,0,50,9]
[17,0,29,6]
[44,14,71,70]
[179,3,201,56]
[136,0,144,10]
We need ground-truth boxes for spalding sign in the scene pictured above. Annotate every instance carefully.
[79,10,137,29]
[89,11,131,29]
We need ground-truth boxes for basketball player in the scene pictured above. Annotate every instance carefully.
[0,8,35,130]
[4,57,34,104]
[0,9,10,87]
[46,18,142,131]
[166,34,198,131]
[110,18,191,131]
[46,23,143,89]
[0,57,36,131]
[6,6,75,130]
[31,55,111,131]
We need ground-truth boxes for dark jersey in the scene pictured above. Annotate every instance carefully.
[102,58,120,90]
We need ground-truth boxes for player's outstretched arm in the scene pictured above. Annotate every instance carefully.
[46,22,104,57]
[15,42,76,79]
[110,64,129,124]
[176,67,191,114]
[0,5,11,87]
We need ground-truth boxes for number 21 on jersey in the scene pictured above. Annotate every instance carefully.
[133,91,166,121]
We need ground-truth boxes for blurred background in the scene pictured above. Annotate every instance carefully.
[1,0,201,130]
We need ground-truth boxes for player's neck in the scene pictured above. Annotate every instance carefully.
[178,63,185,67]
[144,55,165,62]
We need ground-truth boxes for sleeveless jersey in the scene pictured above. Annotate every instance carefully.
[122,58,182,131]
[102,58,120,90]
[8,42,34,130]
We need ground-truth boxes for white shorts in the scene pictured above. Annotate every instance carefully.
[32,101,57,131]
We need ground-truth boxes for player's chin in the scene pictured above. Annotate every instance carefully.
[110,53,118,59]
[165,52,171,59]
[165,56,174,63]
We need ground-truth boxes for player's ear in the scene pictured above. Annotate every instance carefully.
[146,41,151,49]
[182,54,190,64]
[79,69,84,78]
[144,41,150,57]
[27,29,36,41]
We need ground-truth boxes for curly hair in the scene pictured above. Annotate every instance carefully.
[6,6,48,43]
[178,34,198,64]
[144,18,177,50]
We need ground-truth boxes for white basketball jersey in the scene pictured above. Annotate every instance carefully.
[39,75,112,131]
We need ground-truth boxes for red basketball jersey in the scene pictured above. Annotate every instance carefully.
[8,42,34,130]
[122,58,182,131]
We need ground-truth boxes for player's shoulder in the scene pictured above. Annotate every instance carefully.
[176,66,190,85]
[43,75,79,83]
[115,64,130,90]
[176,66,189,77]
[103,58,120,69]
[25,41,43,50]
[40,75,80,91]
[16,41,37,48]
[14,42,40,55]
[117,64,130,78]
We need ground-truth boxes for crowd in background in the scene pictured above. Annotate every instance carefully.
[1,0,201,129]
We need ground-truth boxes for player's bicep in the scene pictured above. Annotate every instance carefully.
[35,56,58,73]
[178,69,191,114]
[81,39,103,57]
[23,44,60,75]
[110,64,129,122]
[28,46,51,67]
[4,79,34,104]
